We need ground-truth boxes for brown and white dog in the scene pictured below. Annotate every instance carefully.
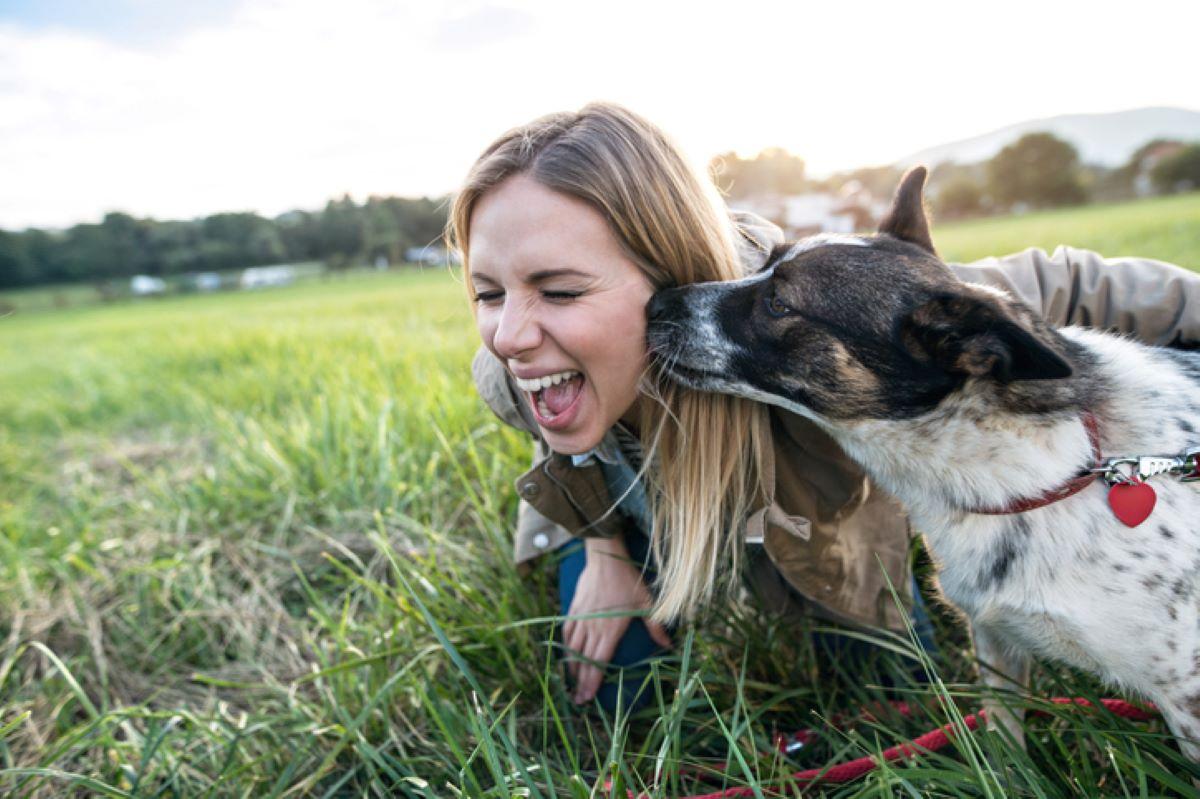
[646,167,1200,756]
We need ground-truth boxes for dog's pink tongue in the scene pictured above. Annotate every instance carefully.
[542,375,583,415]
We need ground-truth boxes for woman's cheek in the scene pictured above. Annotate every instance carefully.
[475,313,499,355]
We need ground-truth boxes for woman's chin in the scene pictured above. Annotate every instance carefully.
[541,427,603,456]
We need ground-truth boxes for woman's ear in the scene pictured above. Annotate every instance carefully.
[878,166,936,255]
[900,292,1073,383]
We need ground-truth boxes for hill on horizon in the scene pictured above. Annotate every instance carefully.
[894,106,1200,169]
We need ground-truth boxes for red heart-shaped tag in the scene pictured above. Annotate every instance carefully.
[1108,481,1157,527]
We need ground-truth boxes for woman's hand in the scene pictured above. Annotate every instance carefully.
[563,536,672,705]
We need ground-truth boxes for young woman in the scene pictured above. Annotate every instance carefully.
[449,102,1200,711]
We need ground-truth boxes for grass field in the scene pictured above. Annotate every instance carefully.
[2,197,1200,796]
[933,191,1200,267]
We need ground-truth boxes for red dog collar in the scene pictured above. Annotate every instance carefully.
[972,411,1102,515]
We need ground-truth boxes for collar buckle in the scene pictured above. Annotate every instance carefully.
[1181,448,1200,483]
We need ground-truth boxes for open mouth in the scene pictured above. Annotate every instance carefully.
[514,370,586,430]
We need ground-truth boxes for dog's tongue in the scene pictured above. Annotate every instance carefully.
[542,375,583,415]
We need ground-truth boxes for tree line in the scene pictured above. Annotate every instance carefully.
[5,133,1199,291]
[711,134,1200,221]
[0,195,447,290]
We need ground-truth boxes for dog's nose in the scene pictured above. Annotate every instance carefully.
[646,287,681,322]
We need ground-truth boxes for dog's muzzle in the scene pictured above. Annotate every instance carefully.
[645,285,694,359]
[646,283,743,391]
[646,286,689,326]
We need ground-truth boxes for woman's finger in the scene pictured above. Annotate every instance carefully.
[571,626,598,703]
[563,619,580,652]
[591,628,620,666]
[575,629,622,704]
[565,625,588,687]
[574,661,603,704]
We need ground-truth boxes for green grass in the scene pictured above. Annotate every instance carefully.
[933,191,1200,267]
[2,199,1200,797]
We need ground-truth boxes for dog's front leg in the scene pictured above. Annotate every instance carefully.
[972,623,1030,748]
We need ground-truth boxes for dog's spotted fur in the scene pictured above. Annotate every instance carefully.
[647,167,1200,757]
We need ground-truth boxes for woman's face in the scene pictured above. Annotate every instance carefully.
[469,174,655,455]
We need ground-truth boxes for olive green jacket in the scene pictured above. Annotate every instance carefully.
[472,245,1200,631]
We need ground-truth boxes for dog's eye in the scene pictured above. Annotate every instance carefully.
[765,293,792,318]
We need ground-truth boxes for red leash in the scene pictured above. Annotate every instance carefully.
[607,697,1157,798]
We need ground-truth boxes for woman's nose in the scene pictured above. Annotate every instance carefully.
[491,300,542,358]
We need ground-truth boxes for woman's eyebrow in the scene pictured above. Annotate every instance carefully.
[527,268,590,282]
[471,268,591,287]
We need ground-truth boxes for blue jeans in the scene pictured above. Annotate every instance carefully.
[557,532,938,714]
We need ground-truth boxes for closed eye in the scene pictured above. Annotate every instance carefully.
[472,289,582,304]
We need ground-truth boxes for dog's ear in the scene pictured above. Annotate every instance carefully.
[878,166,935,255]
[901,292,1073,383]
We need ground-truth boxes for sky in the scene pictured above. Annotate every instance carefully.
[1,0,1198,230]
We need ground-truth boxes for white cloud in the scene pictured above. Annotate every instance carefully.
[1,0,1197,229]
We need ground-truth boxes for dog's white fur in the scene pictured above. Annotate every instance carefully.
[823,327,1200,754]
[774,234,870,263]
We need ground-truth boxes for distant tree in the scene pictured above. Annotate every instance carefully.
[20,229,63,285]
[1084,163,1135,203]
[276,210,322,261]
[935,177,985,219]
[1104,138,1186,199]
[100,212,151,274]
[394,196,449,253]
[1151,143,1200,193]
[987,132,1087,210]
[0,230,32,289]
[148,220,203,275]
[319,195,366,269]
[364,197,403,264]
[246,225,286,264]
[709,148,807,198]
[1128,138,1183,171]
[201,212,284,269]
[0,189,449,289]
[58,223,119,281]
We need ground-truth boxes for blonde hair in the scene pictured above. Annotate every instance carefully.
[447,102,770,622]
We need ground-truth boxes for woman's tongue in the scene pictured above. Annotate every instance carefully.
[540,375,584,416]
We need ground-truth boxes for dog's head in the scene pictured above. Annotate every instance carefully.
[646,167,1073,421]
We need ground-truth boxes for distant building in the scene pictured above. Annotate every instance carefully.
[782,194,856,236]
[187,272,222,292]
[240,265,295,289]
[1133,141,1188,197]
[404,245,458,266]
[130,275,166,296]
[734,184,885,239]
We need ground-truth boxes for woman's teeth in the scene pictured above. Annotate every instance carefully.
[514,370,580,392]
